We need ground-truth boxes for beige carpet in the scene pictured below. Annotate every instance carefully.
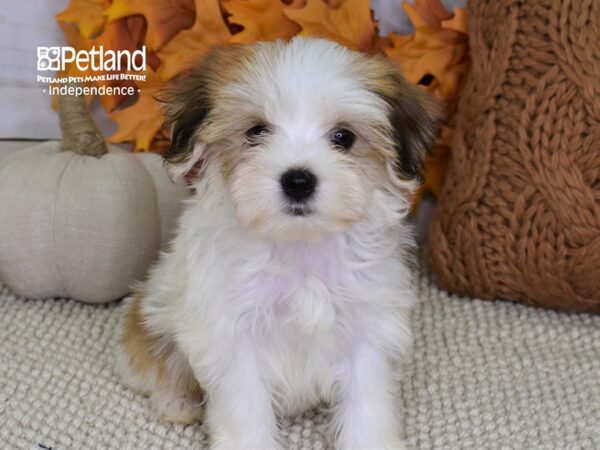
[0,272,599,450]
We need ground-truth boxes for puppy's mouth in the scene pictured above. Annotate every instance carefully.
[284,205,314,217]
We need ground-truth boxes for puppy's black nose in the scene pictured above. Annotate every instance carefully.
[280,168,317,203]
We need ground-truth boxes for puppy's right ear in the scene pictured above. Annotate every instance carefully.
[162,52,218,180]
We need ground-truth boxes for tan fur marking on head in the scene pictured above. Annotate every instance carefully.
[206,43,258,88]
[358,56,413,100]
[165,43,260,171]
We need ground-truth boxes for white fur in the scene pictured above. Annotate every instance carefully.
[119,38,420,450]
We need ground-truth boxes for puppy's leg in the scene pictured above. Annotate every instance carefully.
[332,344,405,450]
[117,295,204,424]
[192,339,279,450]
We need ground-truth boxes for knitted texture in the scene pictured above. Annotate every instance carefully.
[1,275,599,449]
[427,0,600,311]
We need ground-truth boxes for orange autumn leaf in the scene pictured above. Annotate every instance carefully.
[56,0,110,38]
[385,0,468,102]
[123,16,165,72]
[109,68,166,151]
[284,0,382,54]
[126,15,146,44]
[103,0,195,51]
[157,0,231,80]
[226,0,302,43]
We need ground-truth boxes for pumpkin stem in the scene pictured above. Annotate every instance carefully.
[58,86,108,157]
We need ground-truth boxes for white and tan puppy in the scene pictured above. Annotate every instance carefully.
[116,38,440,450]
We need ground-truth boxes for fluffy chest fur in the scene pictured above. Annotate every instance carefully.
[171,182,413,321]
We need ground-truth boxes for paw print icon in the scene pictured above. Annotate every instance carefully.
[37,47,61,71]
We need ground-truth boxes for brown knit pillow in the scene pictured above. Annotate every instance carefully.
[427,0,600,312]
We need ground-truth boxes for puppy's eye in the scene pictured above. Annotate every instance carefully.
[330,128,355,151]
[246,124,270,140]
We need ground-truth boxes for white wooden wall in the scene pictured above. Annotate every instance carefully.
[1,0,66,139]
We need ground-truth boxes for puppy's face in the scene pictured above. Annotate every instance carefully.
[165,38,440,241]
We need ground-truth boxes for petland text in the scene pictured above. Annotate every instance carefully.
[37,46,146,72]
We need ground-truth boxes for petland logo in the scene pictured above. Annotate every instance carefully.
[37,46,146,72]
[36,46,147,97]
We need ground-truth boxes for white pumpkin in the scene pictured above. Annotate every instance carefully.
[0,92,188,303]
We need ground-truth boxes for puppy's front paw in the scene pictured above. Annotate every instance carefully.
[152,390,204,425]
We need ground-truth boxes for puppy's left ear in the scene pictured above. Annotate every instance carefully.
[369,65,443,183]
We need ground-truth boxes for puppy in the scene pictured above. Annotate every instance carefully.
[116,38,439,450]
